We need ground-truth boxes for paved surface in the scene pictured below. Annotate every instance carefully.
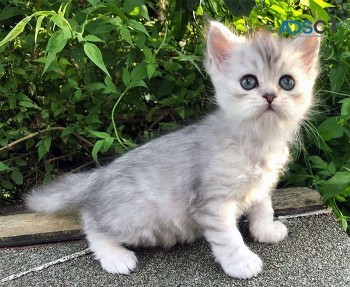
[0,214,349,286]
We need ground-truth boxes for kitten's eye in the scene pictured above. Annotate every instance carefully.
[279,75,295,91]
[240,75,258,90]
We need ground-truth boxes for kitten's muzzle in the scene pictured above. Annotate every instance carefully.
[262,93,277,104]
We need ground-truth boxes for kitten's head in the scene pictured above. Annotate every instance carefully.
[205,21,320,142]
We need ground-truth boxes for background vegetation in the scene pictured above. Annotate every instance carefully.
[0,0,349,233]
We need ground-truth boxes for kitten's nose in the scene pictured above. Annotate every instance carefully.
[263,93,277,104]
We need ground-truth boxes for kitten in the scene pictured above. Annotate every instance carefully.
[26,21,320,279]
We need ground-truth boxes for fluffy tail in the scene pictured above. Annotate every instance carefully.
[26,172,91,213]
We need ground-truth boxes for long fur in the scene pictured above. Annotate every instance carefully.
[26,21,320,279]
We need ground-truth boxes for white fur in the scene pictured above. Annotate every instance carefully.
[86,231,138,275]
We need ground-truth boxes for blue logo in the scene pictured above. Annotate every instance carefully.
[279,20,339,36]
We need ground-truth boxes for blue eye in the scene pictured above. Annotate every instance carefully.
[279,75,295,91]
[240,75,258,90]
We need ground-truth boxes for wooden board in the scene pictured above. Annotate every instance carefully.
[0,188,327,247]
[272,187,326,216]
[0,212,83,247]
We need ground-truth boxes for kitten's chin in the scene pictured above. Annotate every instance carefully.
[258,105,291,121]
[258,105,281,119]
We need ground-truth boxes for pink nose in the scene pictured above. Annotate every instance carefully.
[263,93,277,104]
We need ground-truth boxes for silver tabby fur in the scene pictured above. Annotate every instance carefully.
[27,21,320,279]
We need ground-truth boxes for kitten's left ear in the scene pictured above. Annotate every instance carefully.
[292,35,321,71]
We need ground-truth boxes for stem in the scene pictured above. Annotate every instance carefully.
[0,127,93,155]
[318,89,350,97]
[111,91,128,149]
[155,21,168,55]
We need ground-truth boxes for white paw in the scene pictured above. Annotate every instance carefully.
[221,248,263,279]
[98,249,138,275]
[250,220,288,243]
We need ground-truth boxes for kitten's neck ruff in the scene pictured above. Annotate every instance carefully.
[216,108,299,147]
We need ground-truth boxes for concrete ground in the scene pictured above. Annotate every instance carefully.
[1,214,349,287]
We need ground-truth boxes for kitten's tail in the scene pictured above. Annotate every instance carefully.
[26,172,92,213]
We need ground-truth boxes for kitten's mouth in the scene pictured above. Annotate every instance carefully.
[260,104,280,118]
[265,104,275,112]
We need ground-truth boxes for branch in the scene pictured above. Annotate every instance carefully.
[0,127,94,155]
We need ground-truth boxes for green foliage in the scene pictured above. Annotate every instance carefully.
[0,0,209,201]
[0,0,349,233]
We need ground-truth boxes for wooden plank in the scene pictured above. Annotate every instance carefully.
[0,188,326,247]
[0,212,83,247]
[272,187,326,216]
[0,212,81,237]
[0,231,83,247]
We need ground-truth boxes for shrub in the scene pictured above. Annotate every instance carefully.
[0,0,349,233]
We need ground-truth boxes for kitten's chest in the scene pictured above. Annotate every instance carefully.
[212,143,290,200]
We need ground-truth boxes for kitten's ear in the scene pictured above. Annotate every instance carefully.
[206,21,242,70]
[292,35,321,71]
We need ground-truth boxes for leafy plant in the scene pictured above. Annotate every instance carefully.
[0,0,349,234]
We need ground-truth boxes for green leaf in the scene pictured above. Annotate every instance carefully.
[122,68,131,87]
[0,6,23,21]
[67,78,78,88]
[74,89,82,101]
[329,64,348,93]
[90,131,111,139]
[309,155,325,166]
[1,179,13,189]
[0,162,12,172]
[269,4,287,16]
[46,31,67,54]
[312,0,334,8]
[104,3,129,22]
[15,159,27,167]
[128,19,149,36]
[309,0,329,22]
[325,172,350,185]
[0,15,32,46]
[62,126,76,138]
[50,14,72,39]
[83,42,111,78]
[104,76,117,93]
[92,139,104,164]
[321,185,347,201]
[131,62,148,81]
[147,64,156,79]
[120,26,134,46]
[42,52,57,74]
[134,33,145,48]
[19,101,34,108]
[328,162,336,174]
[339,98,350,116]
[38,144,48,160]
[43,138,51,152]
[127,80,148,90]
[11,170,23,185]
[340,218,348,231]
[102,137,114,152]
[318,117,344,141]
[35,15,46,45]
[123,0,149,20]
[84,35,104,42]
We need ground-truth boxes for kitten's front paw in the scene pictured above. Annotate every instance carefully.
[221,248,263,279]
[98,249,138,275]
[250,220,288,243]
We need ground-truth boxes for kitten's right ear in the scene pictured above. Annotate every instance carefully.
[206,21,242,70]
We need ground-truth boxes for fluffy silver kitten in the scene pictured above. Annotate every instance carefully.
[27,21,320,279]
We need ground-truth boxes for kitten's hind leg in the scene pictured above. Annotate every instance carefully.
[86,230,138,275]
